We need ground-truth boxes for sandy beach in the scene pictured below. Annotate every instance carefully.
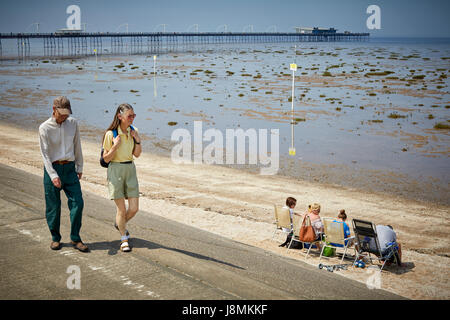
[0,120,448,300]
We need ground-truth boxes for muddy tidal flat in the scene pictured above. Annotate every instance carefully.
[0,39,449,204]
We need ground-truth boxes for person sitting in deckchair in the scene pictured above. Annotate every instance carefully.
[301,203,324,250]
[279,197,301,248]
[372,224,403,266]
[305,203,324,239]
[331,209,353,247]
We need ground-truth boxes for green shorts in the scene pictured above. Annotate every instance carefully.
[107,162,139,200]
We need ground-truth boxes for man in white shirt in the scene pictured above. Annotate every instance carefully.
[39,96,88,252]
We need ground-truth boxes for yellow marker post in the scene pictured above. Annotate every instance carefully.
[94,48,98,68]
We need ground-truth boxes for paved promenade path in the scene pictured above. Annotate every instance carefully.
[0,164,404,300]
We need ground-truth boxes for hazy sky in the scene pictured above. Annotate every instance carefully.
[1,0,449,37]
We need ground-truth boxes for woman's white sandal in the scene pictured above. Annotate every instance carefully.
[120,240,131,252]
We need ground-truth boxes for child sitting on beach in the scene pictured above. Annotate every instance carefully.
[279,197,301,248]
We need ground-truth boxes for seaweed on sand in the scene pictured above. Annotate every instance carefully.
[433,123,450,129]
[365,71,394,76]
[388,113,406,119]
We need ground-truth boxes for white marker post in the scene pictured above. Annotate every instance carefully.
[94,49,98,80]
[153,55,157,97]
[289,63,297,156]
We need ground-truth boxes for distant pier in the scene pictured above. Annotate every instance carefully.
[0,31,370,58]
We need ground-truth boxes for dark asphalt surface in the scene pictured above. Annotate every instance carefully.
[0,163,405,300]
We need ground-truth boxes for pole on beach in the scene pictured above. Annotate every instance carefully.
[153,55,157,98]
[94,48,98,80]
[289,62,297,156]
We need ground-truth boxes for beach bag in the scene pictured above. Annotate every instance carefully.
[299,215,316,243]
[323,243,336,257]
[100,126,135,168]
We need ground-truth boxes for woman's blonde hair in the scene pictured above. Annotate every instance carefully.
[311,203,321,213]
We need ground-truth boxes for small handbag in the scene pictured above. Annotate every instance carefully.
[299,215,316,243]
[100,129,118,168]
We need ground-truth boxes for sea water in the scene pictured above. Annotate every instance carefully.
[0,37,449,203]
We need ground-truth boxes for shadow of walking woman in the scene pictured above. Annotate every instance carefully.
[87,237,245,270]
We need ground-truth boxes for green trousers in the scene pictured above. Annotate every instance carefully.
[43,162,84,242]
